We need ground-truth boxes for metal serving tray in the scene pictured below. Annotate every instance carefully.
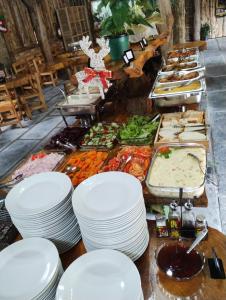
[148,75,206,107]
[159,62,205,74]
[145,143,207,199]
[167,54,198,64]
[149,75,206,98]
[156,70,204,86]
[167,47,199,60]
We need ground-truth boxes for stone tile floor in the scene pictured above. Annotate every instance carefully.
[1,38,226,234]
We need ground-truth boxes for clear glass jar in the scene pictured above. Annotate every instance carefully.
[168,201,181,239]
[195,214,208,238]
[181,200,196,238]
[156,214,169,238]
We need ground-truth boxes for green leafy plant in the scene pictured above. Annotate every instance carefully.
[200,23,210,40]
[98,0,159,37]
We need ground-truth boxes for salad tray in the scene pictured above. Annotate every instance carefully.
[57,150,109,186]
[100,146,153,182]
[80,122,121,150]
[118,115,159,146]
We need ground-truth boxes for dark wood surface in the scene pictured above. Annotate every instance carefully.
[60,222,226,300]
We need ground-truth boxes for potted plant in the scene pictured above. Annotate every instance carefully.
[98,0,153,60]
[200,23,210,41]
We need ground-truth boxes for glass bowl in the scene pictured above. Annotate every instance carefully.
[156,242,205,280]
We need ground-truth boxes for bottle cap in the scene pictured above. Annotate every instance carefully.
[184,201,193,210]
[196,214,206,223]
[170,202,178,211]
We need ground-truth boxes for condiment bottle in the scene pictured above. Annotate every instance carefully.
[181,200,196,238]
[168,201,180,239]
[155,214,169,238]
[195,214,208,239]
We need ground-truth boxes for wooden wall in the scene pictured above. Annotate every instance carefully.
[200,0,226,38]
[0,0,69,63]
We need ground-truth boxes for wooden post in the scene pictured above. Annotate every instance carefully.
[173,0,186,44]
[22,0,54,63]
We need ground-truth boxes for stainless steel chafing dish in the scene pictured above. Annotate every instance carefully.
[159,62,205,74]
[167,54,198,63]
[156,70,204,86]
[149,74,206,107]
[56,94,102,115]
[167,47,199,60]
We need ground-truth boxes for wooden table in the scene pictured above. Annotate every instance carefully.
[48,58,78,71]
[60,222,226,300]
[5,74,31,90]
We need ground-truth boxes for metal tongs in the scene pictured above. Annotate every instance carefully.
[0,174,24,189]
[55,140,76,151]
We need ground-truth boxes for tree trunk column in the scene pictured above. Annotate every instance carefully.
[157,0,174,57]
[22,0,53,64]
[194,0,201,40]
[173,0,186,44]
[35,2,53,63]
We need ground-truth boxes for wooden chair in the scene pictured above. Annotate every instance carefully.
[12,60,28,75]
[0,85,22,128]
[19,73,47,119]
[32,57,58,87]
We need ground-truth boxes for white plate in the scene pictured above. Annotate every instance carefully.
[78,208,145,237]
[75,197,145,224]
[0,238,59,300]
[76,203,145,232]
[56,249,141,300]
[73,172,142,220]
[6,172,72,215]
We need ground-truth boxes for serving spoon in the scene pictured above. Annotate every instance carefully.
[186,228,208,254]
[187,153,218,187]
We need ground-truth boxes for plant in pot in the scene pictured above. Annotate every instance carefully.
[200,23,210,41]
[98,0,153,61]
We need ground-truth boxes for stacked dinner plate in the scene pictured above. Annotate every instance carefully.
[56,249,144,300]
[72,172,149,261]
[5,172,81,253]
[0,237,63,300]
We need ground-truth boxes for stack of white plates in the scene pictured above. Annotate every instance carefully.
[56,249,143,300]
[5,172,81,253]
[0,238,63,300]
[72,172,149,261]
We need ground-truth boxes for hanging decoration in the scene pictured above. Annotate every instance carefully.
[0,15,7,33]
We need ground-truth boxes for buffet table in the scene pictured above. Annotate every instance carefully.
[60,221,226,300]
